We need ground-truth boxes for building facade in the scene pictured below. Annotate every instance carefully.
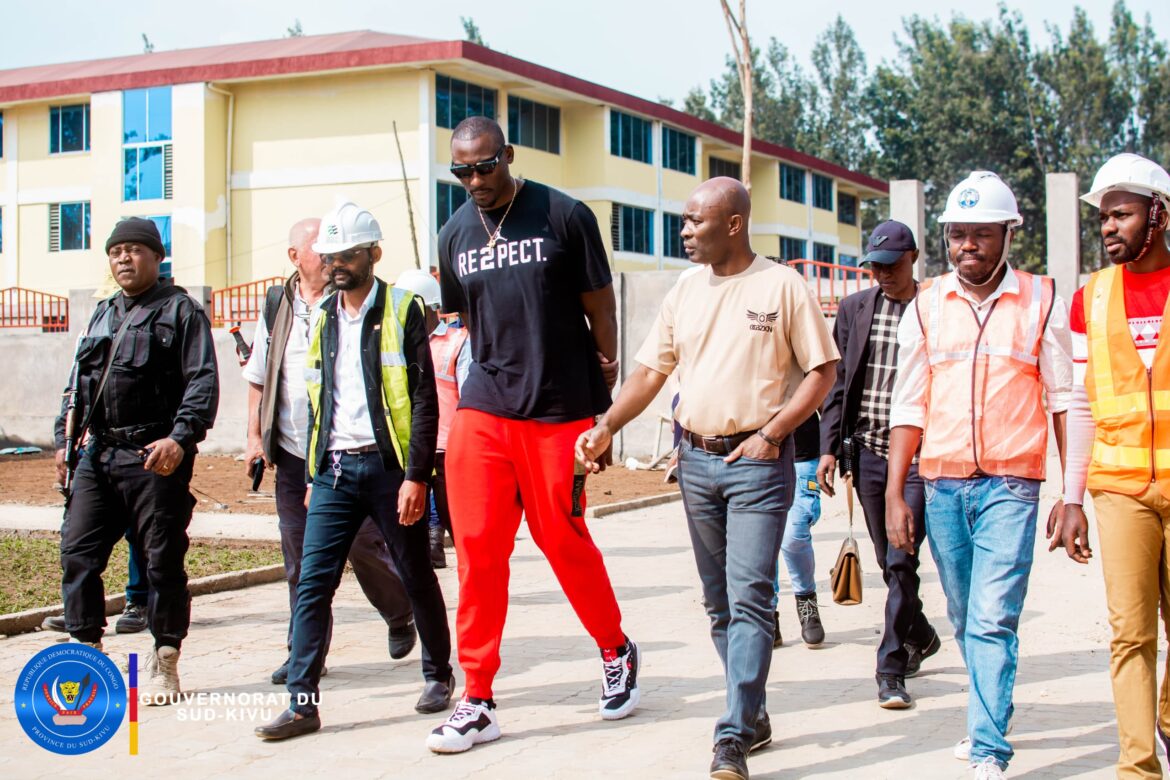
[0,31,886,296]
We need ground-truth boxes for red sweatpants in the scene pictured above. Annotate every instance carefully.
[446,408,626,699]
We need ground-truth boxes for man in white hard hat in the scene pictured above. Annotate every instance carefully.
[254,201,452,741]
[885,172,1072,778]
[394,268,471,568]
[243,218,418,687]
[1053,153,1170,779]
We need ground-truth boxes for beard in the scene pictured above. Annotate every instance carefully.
[1104,235,1144,265]
[332,263,371,290]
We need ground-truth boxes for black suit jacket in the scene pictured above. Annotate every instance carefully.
[819,285,900,460]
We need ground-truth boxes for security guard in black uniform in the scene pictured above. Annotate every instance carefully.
[53,217,219,705]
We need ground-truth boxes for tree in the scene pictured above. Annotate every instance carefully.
[461,17,486,47]
[808,16,871,170]
[141,34,154,54]
[286,19,304,38]
[719,0,753,194]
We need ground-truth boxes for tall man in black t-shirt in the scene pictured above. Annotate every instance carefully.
[426,117,639,754]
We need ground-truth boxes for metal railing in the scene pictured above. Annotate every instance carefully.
[209,276,284,327]
[0,287,69,332]
[787,259,875,316]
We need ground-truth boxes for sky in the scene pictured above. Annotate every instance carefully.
[2,0,1167,106]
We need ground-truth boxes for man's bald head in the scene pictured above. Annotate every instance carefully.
[288,217,326,285]
[288,218,320,254]
[694,176,752,221]
[680,177,754,268]
[452,116,506,148]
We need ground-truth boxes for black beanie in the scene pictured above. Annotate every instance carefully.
[105,217,166,258]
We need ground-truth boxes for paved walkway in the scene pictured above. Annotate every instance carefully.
[0,461,1127,778]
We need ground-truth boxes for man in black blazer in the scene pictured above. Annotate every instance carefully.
[817,221,940,709]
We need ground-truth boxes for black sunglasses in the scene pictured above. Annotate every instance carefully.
[450,146,507,180]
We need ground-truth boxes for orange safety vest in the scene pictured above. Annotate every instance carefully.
[917,269,1055,480]
[431,325,469,451]
[1083,264,1170,499]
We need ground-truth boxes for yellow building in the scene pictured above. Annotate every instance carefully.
[0,31,887,296]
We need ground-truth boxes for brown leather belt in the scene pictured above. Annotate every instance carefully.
[682,428,757,456]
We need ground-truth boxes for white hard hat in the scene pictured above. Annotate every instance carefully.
[395,268,441,308]
[312,201,382,254]
[938,171,1023,227]
[1081,153,1170,209]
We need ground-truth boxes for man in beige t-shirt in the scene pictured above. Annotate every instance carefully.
[576,177,838,780]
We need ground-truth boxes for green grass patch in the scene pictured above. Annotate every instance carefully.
[0,532,282,615]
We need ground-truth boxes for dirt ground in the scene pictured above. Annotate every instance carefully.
[0,452,677,514]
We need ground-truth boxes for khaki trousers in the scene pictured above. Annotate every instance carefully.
[1093,484,1170,779]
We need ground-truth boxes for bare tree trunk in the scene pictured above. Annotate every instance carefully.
[720,0,752,195]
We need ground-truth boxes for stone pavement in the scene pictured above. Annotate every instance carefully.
[0,460,1129,778]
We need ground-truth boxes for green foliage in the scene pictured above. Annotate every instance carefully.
[682,1,1170,274]
[461,17,486,47]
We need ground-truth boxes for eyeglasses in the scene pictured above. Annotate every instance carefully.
[449,146,506,180]
[321,246,370,265]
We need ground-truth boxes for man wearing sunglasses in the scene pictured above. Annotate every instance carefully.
[427,116,635,754]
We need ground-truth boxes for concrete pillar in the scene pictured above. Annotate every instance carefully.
[889,179,927,279]
[1046,172,1081,304]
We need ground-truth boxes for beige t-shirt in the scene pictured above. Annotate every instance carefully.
[635,255,839,436]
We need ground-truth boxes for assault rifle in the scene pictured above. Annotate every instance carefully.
[58,366,81,498]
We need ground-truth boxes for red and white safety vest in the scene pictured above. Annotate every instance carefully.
[430,325,469,451]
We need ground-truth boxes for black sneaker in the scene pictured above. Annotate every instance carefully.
[598,637,640,720]
[116,603,148,634]
[42,615,67,632]
[772,611,783,649]
[904,630,941,678]
[876,674,912,709]
[795,593,825,647]
[750,710,771,753]
[710,738,749,780]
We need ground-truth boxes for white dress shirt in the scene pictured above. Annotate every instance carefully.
[311,280,381,451]
[889,267,1073,430]
[242,285,317,458]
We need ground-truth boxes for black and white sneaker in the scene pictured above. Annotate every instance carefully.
[598,637,641,720]
[426,696,500,754]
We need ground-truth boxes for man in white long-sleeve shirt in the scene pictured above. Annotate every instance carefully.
[885,172,1071,779]
[1056,153,1170,780]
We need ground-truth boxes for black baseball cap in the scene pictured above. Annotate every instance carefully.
[862,220,917,265]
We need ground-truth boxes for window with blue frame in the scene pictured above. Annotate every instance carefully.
[813,242,835,264]
[610,110,652,164]
[709,156,741,180]
[780,164,806,203]
[663,212,685,258]
[662,127,695,174]
[779,236,806,261]
[436,74,497,130]
[146,215,172,277]
[507,96,560,154]
[812,174,833,211]
[837,192,858,225]
[611,203,653,254]
[50,104,90,153]
[50,202,91,251]
[437,182,469,232]
[123,87,172,201]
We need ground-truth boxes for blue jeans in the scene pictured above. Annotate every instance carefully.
[287,451,452,717]
[124,531,148,606]
[773,459,820,605]
[678,436,795,746]
[924,475,1041,769]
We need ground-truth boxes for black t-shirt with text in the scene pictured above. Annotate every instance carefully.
[438,180,613,422]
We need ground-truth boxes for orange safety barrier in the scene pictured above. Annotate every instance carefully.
[0,287,69,332]
[787,259,875,316]
[210,276,285,328]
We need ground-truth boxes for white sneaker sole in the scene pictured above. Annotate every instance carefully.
[599,685,640,721]
[426,722,502,754]
[878,695,912,710]
[955,723,1013,761]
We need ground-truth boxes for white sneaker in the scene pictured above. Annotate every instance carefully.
[426,697,501,754]
[971,756,1006,778]
[142,646,181,706]
[598,638,641,720]
[955,722,1013,762]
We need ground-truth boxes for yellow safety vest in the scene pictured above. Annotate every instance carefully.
[304,286,415,479]
[1084,264,1170,499]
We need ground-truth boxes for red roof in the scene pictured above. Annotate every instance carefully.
[0,31,887,194]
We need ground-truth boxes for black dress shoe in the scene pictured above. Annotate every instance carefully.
[710,738,749,779]
[254,709,321,740]
[271,658,326,685]
[750,710,771,753]
[429,525,447,568]
[42,615,66,633]
[389,620,417,660]
[904,630,941,678]
[415,676,454,714]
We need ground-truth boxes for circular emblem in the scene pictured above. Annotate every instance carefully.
[958,188,980,209]
[13,644,126,755]
[756,312,768,323]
